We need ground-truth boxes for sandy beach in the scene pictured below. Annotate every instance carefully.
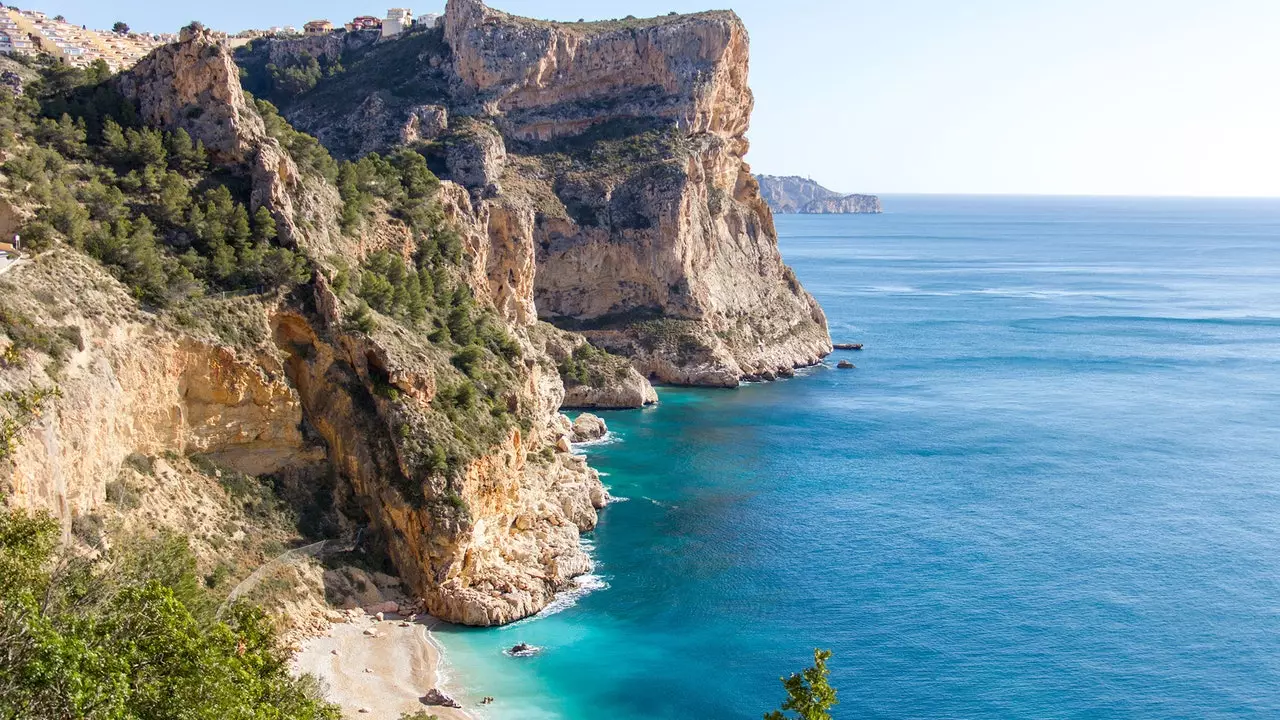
[293,611,474,720]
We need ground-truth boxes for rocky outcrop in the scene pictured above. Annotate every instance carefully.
[116,25,267,164]
[444,0,753,143]
[533,323,657,408]
[570,413,607,442]
[271,306,607,627]
[117,25,311,245]
[562,372,657,408]
[243,0,833,386]
[443,0,832,385]
[755,174,882,214]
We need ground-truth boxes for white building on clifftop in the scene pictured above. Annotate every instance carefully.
[382,8,412,37]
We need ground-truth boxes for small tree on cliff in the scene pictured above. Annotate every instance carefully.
[112,21,130,34]
[764,649,838,720]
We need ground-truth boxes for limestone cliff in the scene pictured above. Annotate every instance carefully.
[242,0,832,386]
[756,174,882,214]
[1,27,621,627]
[3,0,839,629]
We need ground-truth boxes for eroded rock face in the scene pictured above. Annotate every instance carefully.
[440,0,831,384]
[0,252,319,526]
[444,0,753,142]
[117,27,316,245]
[116,25,266,164]
[272,308,607,626]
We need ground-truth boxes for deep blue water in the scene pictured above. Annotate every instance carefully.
[436,196,1280,719]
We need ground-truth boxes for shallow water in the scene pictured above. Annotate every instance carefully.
[436,196,1280,719]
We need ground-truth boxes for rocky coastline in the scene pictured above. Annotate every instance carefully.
[756,174,882,214]
[1,0,833,642]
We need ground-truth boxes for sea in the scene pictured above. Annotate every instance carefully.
[433,195,1280,719]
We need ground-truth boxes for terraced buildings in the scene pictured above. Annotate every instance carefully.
[0,7,172,72]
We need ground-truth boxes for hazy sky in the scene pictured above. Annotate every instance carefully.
[28,0,1280,197]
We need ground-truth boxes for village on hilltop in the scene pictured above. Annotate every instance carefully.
[227,8,441,47]
[0,5,170,72]
[0,6,441,71]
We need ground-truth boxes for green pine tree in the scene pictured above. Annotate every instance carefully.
[764,650,838,720]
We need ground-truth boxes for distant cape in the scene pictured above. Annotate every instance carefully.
[755,175,882,214]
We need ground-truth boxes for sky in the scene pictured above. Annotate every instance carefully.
[24,0,1280,197]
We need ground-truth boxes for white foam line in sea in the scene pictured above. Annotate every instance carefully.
[500,536,608,630]
[571,431,621,450]
[417,619,476,717]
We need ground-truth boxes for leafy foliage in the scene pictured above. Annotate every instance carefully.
[558,341,633,388]
[1,61,312,306]
[255,97,337,181]
[764,649,838,720]
[0,507,341,719]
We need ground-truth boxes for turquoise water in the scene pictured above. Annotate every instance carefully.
[436,196,1280,719]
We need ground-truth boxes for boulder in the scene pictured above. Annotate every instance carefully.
[422,689,463,708]
[570,413,607,442]
[365,599,398,615]
[837,360,855,369]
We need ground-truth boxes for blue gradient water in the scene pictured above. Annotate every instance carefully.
[435,196,1280,719]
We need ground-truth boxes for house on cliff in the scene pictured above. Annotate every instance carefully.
[303,20,334,35]
[382,9,413,37]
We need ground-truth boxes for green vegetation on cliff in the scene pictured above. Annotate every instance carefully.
[0,60,308,307]
[0,506,340,720]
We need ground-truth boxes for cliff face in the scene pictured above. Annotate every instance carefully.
[1,28,621,627]
[0,252,317,519]
[4,0,837,627]
[755,174,882,214]
[250,0,831,386]
[444,1,752,144]
[446,0,830,385]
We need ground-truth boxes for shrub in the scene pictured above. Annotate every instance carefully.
[0,507,341,719]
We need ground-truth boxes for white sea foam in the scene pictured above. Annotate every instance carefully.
[572,431,621,450]
[504,573,610,629]
[606,495,631,503]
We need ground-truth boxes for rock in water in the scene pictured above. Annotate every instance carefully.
[571,413,608,442]
[837,360,856,369]
[422,689,463,708]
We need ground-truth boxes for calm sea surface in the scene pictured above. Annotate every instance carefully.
[435,196,1280,719]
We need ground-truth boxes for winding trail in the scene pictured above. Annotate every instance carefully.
[217,538,353,619]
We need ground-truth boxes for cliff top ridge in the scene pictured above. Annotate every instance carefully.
[445,0,740,36]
